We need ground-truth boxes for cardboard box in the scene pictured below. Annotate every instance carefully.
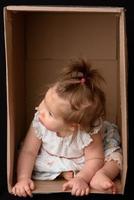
[4,5,128,194]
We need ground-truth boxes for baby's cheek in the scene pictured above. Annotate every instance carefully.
[39,114,45,124]
[43,120,55,132]
[41,111,47,120]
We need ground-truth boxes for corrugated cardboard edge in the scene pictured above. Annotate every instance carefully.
[3,7,14,193]
[6,5,124,13]
[119,9,128,194]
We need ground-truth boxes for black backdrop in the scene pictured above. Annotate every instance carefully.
[0,1,133,200]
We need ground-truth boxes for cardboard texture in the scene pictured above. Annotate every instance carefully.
[4,6,127,194]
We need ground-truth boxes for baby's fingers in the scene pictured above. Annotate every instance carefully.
[15,187,22,197]
[12,186,21,197]
[12,186,16,196]
[72,187,90,196]
[71,187,80,196]
[29,180,35,191]
[85,187,90,195]
[75,189,83,196]
[24,185,33,197]
[19,187,27,197]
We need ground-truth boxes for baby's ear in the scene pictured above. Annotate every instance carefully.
[70,123,79,132]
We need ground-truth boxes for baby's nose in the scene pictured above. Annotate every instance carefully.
[39,111,45,124]
[35,107,39,111]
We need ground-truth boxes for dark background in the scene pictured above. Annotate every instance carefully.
[0,1,133,200]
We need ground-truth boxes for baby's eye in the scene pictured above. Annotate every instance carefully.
[49,112,53,117]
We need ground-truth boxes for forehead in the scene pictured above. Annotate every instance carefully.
[45,87,70,116]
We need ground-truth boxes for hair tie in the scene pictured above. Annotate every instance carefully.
[80,78,86,84]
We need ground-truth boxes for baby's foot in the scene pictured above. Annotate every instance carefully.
[61,171,74,181]
[90,170,116,194]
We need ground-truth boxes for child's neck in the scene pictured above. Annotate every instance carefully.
[57,129,77,137]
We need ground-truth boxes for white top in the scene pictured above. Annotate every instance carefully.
[32,112,102,180]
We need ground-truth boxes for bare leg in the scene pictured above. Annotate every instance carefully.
[90,161,120,194]
[61,171,74,181]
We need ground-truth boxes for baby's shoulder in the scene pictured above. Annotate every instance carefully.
[32,111,49,140]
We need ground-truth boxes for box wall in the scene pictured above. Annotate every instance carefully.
[4,10,26,189]
[118,10,128,192]
[25,13,119,127]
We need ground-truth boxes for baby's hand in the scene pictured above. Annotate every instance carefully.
[62,177,90,196]
[12,178,35,197]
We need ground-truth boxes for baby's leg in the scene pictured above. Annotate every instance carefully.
[90,160,120,194]
[61,171,74,181]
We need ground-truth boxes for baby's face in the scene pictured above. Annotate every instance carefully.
[38,87,73,136]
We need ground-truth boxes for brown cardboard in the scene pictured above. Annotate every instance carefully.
[4,6,127,194]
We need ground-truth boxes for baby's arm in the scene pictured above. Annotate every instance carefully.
[63,132,104,195]
[12,125,42,197]
[76,132,104,181]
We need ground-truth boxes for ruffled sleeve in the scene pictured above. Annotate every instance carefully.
[32,111,46,140]
[80,132,93,149]
[73,119,103,152]
[90,118,103,135]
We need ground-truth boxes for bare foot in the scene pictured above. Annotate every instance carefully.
[61,171,74,181]
[90,170,116,194]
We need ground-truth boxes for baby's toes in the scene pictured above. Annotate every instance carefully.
[103,180,113,190]
[112,183,117,194]
[103,180,117,194]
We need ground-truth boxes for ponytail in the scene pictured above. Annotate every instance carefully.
[55,59,106,132]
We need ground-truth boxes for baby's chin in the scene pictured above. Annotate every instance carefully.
[38,117,55,132]
[42,122,58,133]
[39,118,68,135]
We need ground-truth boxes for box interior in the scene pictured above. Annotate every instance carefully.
[4,6,127,194]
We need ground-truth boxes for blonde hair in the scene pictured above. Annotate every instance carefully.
[54,60,106,132]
